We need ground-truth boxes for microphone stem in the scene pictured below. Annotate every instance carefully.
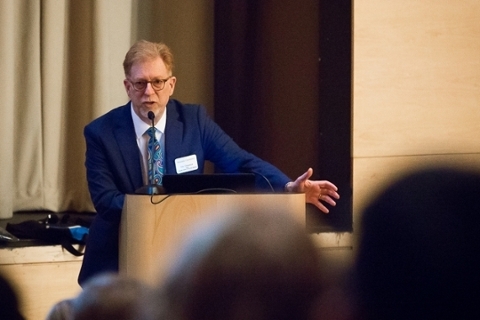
[148,111,156,186]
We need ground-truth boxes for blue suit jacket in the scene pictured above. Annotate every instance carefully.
[78,99,290,285]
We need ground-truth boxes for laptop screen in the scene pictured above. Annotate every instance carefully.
[161,173,256,194]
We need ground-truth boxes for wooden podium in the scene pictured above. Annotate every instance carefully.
[119,193,305,284]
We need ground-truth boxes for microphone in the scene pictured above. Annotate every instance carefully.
[135,111,165,195]
[148,110,155,124]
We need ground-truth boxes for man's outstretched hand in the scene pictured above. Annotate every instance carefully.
[285,168,340,214]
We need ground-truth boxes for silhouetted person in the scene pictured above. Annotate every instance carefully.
[354,166,480,319]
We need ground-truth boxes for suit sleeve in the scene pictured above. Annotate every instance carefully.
[196,106,291,191]
[84,124,126,224]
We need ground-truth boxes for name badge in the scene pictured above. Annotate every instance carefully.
[175,154,199,174]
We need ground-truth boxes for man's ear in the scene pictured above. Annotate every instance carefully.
[168,76,177,96]
[123,79,132,96]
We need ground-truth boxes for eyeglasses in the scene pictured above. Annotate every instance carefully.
[128,77,172,91]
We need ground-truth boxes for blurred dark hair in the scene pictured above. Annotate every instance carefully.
[0,272,25,320]
[354,166,480,319]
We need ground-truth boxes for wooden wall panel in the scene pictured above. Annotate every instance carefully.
[354,0,480,158]
[0,246,82,320]
[349,0,480,263]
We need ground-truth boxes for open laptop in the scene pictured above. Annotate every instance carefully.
[161,173,256,194]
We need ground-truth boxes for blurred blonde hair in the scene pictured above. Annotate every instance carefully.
[123,40,174,77]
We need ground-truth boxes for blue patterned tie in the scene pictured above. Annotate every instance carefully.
[147,128,164,185]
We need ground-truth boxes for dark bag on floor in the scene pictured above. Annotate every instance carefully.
[6,214,92,256]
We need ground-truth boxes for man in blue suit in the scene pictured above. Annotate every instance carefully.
[78,40,340,286]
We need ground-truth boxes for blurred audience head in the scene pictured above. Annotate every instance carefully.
[151,207,325,320]
[354,166,480,319]
[0,272,25,320]
[45,298,73,320]
[70,272,152,320]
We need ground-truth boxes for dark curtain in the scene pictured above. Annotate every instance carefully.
[214,0,352,232]
[214,0,320,177]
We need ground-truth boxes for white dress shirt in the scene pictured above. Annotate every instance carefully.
[130,103,166,184]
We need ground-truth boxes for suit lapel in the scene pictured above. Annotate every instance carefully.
[114,105,143,191]
[165,101,185,174]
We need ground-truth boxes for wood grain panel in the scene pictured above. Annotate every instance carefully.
[120,193,306,284]
[354,0,480,158]
[0,260,82,320]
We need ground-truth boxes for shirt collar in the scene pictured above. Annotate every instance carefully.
[130,102,167,138]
